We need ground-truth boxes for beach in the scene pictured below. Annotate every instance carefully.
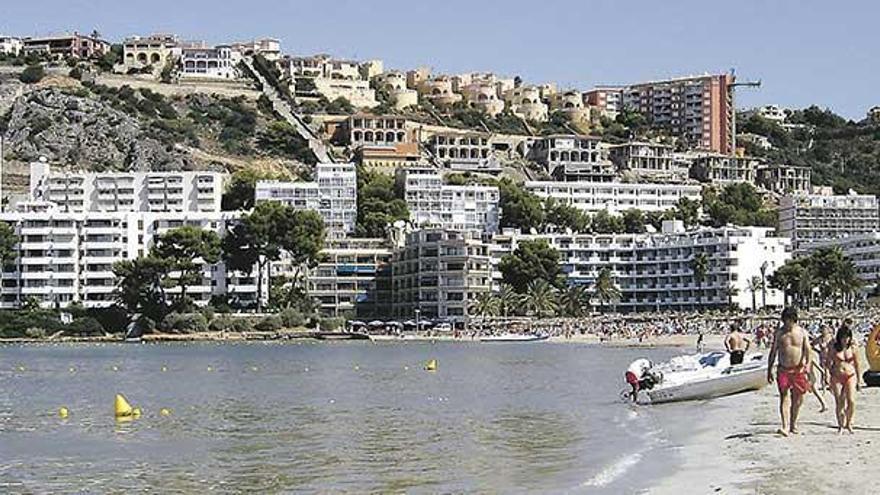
[654,356,877,495]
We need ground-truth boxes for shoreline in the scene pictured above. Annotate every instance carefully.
[652,355,878,494]
[0,332,729,349]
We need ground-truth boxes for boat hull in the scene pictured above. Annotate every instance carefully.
[644,364,766,404]
[479,335,549,343]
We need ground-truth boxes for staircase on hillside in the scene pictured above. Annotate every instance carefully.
[241,57,333,164]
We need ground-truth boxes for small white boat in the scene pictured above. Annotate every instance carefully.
[480,333,549,343]
[636,351,767,405]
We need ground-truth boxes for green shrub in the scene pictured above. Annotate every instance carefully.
[318,317,345,331]
[279,308,307,328]
[65,317,105,336]
[255,315,282,332]
[159,312,208,334]
[25,327,46,339]
[19,64,45,84]
[208,315,254,333]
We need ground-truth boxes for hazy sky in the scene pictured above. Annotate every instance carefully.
[3,0,876,119]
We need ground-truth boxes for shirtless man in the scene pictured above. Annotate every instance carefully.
[767,307,812,436]
[725,323,751,365]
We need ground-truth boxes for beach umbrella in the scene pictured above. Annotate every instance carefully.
[349,320,366,327]
[387,321,403,328]
[368,320,385,327]
[403,320,417,327]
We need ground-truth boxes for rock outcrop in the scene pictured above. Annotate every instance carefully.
[2,88,191,172]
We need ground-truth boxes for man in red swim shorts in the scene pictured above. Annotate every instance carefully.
[767,307,812,437]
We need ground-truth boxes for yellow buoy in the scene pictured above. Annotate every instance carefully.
[251,366,258,372]
[16,365,25,372]
[160,408,171,417]
[112,365,119,372]
[58,407,69,419]
[424,359,438,372]
[207,366,213,372]
[354,364,360,371]
[114,393,140,418]
[69,367,76,373]
[161,365,168,372]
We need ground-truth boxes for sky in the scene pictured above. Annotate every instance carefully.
[2,0,877,119]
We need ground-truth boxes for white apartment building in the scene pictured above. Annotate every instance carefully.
[778,192,880,252]
[28,160,224,213]
[281,237,393,318]
[254,163,358,239]
[525,181,702,214]
[0,36,23,56]
[806,233,880,292]
[491,222,791,312]
[0,208,257,309]
[180,44,241,80]
[528,134,615,181]
[392,229,492,324]
[396,168,500,234]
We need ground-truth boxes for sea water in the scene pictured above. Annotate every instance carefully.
[0,341,709,493]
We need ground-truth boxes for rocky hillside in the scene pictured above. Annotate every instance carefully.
[0,73,313,194]
[3,87,191,172]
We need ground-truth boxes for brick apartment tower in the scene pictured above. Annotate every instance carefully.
[623,74,735,154]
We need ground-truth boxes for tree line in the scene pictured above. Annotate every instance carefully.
[497,178,775,235]
[113,201,325,330]
[769,246,863,309]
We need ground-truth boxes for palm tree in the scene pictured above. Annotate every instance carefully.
[558,285,590,317]
[746,276,762,312]
[469,291,499,333]
[593,267,621,313]
[834,260,862,308]
[690,252,710,310]
[497,283,521,317]
[721,283,739,311]
[524,279,558,318]
[469,292,499,318]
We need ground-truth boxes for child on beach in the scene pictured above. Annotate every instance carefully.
[828,323,862,434]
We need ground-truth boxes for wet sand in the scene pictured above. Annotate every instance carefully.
[653,356,878,495]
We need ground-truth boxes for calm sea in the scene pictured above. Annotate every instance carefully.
[0,341,710,493]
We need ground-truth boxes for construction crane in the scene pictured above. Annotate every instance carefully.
[727,69,761,156]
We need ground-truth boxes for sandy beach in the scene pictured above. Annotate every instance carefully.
[653,355,877,495]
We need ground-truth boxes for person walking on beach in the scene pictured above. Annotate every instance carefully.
[725,323,751,365]
[767,307,811,437]
[828,323,862,434]
[696,331,704,353]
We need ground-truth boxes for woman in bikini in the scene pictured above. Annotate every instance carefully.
[828,324,862,434]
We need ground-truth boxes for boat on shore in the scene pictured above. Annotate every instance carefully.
[312,332,371,341]
[633,351,767,405]
[479,333,549,343]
